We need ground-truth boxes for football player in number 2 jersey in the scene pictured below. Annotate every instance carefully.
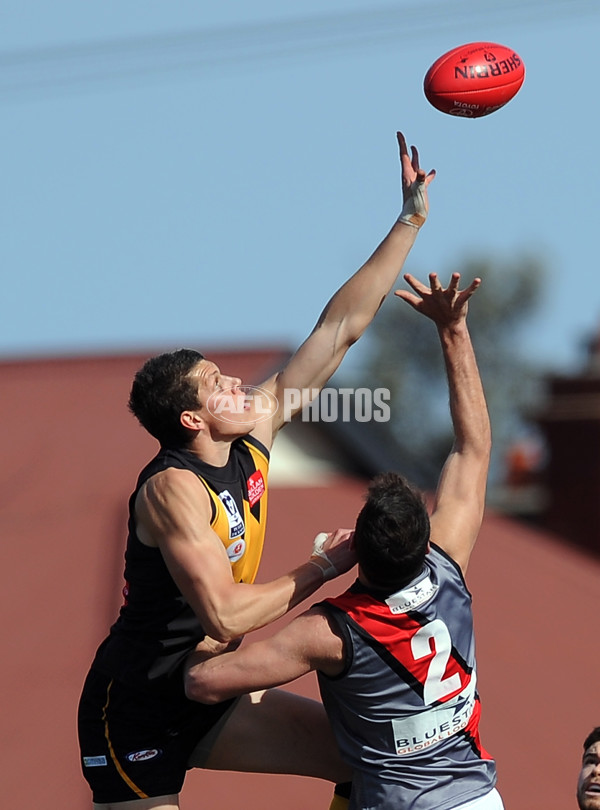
[185,271,504,810]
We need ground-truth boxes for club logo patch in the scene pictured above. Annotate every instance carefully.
[247,471,265,507]
[126,748,162,763]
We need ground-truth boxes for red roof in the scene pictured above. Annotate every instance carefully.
[1,351,598,808]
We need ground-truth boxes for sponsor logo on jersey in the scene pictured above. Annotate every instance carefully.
[385,575,438,614]
[227,538,246,563]
[126,748,162,763]
[392,675,476,756]
[219,490,245,539]
[247,470,265,507]
[83,755,107,768]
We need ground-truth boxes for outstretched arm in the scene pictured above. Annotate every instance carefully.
[184,607,344,704]
[254,132,435,448]
[396,272,491,575]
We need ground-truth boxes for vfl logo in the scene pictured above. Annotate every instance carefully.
[219,490,245,539]
[126,748,162,763]
[206,385,278,425]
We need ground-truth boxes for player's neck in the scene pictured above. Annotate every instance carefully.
[186,430,236,468]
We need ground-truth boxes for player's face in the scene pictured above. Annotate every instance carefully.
[577,742,600,810]
[190,360,256,434]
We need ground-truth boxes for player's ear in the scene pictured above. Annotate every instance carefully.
[180,410,204,432]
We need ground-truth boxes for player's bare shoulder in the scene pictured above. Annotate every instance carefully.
[135,467,213,547]
[300,607,346,676]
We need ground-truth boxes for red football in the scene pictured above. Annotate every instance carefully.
[423,42,525,118]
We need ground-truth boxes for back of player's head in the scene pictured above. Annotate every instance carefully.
[583,727,600,754]
[128,349,205,447]
[354,471,430,589]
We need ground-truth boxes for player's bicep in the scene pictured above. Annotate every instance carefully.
[429,447,489,574]
[137,470,237,629]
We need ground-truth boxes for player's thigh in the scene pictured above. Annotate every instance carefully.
[93,796,179,810]
[191,688,351,782]
[79,669,232,805]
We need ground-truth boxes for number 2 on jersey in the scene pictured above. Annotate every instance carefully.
[410,619,461,704]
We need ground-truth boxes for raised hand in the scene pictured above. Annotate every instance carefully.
[395,272,481,327]
[397,131,436,229]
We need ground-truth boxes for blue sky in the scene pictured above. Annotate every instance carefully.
[2,0,599,374]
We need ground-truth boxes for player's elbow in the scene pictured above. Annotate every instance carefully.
[203,625,234,644]
[203,616,248,645]
[477,431,492,466]
[334,312,369,350]
[200,584,266,641]
[315,315,362,360]
[457,424,492,462]
[184,668,224,705]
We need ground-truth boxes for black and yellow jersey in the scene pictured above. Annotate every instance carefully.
[197,437,269,585]
[90,436,269,686]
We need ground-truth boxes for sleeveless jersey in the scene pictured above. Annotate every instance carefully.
[318,544,496,810]
[91,436,269,688]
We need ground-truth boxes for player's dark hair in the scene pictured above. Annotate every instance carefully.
[583,728,600,754]
[128,349,205,447]
[354,472,430,590]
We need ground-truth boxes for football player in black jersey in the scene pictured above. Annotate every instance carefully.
[78,132,435,810]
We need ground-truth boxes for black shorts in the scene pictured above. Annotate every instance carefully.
[77,668,236,803]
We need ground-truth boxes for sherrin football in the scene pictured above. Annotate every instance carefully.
[424,42,525,118]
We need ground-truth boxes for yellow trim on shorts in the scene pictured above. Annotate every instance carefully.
[102,679,149,799]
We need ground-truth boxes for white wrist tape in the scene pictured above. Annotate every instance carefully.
[397,178,427,229]
[310,532,338,581]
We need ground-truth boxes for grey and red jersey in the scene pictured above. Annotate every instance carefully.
[317,544,496,810]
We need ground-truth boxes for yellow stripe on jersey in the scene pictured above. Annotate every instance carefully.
[198,438,269,585]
